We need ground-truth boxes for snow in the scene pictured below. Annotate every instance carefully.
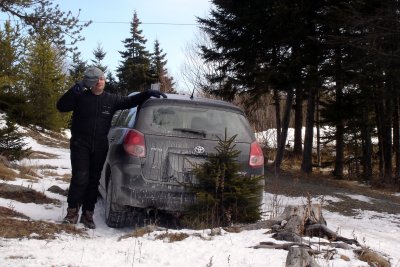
[0,121,399,266]
[336,193,375,203]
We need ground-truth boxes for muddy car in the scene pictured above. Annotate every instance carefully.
[99,93,264,227]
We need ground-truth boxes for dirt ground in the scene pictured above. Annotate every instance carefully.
[264,167,400,217]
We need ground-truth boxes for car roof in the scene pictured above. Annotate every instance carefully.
[137,93,245,113]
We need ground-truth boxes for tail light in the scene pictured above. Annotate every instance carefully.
[123,129,145,157]
[249,141,264,168]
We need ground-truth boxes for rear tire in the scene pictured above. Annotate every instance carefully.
[105,177,127,228]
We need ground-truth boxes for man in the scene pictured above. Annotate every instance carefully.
[57,66,166,229]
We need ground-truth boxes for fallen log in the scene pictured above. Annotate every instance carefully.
[305,223,359,246]
[253,241,311,250]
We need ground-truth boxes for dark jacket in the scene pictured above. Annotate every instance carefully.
[57,87,149,139]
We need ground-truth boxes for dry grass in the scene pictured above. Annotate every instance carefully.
[0,127,84,240]
[17,165,40,181]
[0,162,18,181]
[41,170,59,177]
[56,173,71,183]
[155,232,189,242]
[0,206,86,239]
[25,127,69,149]
[0,217,86,239]
[29,151,59,160]
[355,248,391,267]
[0,206,30,219]
[5,255,35,260]
[118,225,156,240]
[0,183,60,205]
[223,225,243,233]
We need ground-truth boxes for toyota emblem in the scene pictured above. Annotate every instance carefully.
[193,145,205,155]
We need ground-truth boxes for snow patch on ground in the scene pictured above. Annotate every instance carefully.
[0,117,399,267]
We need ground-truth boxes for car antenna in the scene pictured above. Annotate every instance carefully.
[190,88,195,100]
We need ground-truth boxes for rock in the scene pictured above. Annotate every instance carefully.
[47,185,68,196]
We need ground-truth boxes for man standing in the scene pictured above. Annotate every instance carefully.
[57,67,166,229]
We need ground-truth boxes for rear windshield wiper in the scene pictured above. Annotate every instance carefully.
[172,128,206,137]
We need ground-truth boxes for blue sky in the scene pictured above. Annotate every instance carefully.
[54,0,212,91]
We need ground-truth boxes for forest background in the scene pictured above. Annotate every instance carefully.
[1,0,400,191]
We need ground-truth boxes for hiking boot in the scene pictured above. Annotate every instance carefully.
[80,210,96,229]
[63,208,79,224]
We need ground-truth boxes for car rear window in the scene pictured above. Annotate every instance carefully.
[136,104,254,142]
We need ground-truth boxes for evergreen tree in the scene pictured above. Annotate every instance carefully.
[151,39,175,93]
[199,0,323,174]
[0,117,30,160]
[117,11,155,95]
[105,72,118,94]
[183,132,263,228]
[0,21,22,94]
[23,34,68,131]
[68,51,87,83]
[0,21,26,115]
[91,43,108,73]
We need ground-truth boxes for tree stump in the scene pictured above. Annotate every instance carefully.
[275,204,326,235]
[252,204,363,267]
[285,247,321,267]
[268,204,359,246]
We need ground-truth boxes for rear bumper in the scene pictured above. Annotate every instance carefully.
[110,163,265,212]
[111,163,195,211]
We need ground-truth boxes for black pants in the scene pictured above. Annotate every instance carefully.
[67,136,108,212]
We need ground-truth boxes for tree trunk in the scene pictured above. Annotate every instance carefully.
[374,88,385,181]
[275,88,294,176]
[333,119,345,178]
[274,204,326,235]
[301,86,316,173]
[274,88,282,146]
[294,87,303,156]
[316,88,321,167]
[285,247,321,267]
[393,89,400,179]
[361,106,373,181]
[383,84,393,184]
[332,49,345,178]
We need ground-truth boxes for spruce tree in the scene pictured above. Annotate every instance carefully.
[0,21,22,94]
[150,39,175,93]
[23,34,68,131]
[68,52,87,83]
[91,43,108,73]
[117,11,156,94]
[105,72,118,94]
[0,21,26,116]
[0,118,30,160]
[183,132,264,228]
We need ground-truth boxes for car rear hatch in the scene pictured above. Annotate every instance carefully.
[135,99,255,184]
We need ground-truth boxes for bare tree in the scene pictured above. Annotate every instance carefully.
[181,29,224,96]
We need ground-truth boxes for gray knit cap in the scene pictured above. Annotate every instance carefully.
[83,67,105,88]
